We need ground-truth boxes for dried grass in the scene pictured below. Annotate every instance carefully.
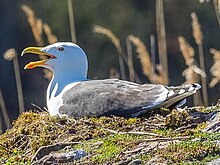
[43,23,58,44]
[156,0,169,85]
[93,25,122,53]
[191,12,208,106]
[178,36,195,66]
[213,0,220,28]
[128,35,152,78]
[109,68,120,79]
[22,4,58,80]
[209,48,220,87]
[21,5,44,46]
[191,13,203,45]
[3,49,25,114]
[0,90,10,130]
[93,24,126,79]
[128,35,165,84]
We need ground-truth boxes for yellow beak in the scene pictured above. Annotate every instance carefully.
[21,47,56,69]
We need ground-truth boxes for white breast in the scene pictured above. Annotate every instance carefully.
[47,82,79,116]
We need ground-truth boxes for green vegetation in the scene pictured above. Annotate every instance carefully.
[1,105,220,164]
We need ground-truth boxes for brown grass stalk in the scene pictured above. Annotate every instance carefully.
[213,0,220,28]
[126,37,135,82]
[4,49,25,114]
[178,36,195,66]
[0,89,10,129]
[128,35,153,78]
[178,36,203,105]
[156,0,169,85]
[209,48,220,87]
[191,12,208,106]
[128,35,165,84]
[67,0,77,43]
[22,4,58,80]
[93,25,126,80]
[43,23,58,44]
[21,5,44,46]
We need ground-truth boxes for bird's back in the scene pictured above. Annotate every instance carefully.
[58,79,200,118]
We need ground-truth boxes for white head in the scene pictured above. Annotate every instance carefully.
[21,42,88,80]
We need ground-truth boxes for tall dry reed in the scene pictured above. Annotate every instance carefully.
[93,24,126,80]
[4,49,25,114]
[213,0,220,28]
[21,5,44,46]
[128,35,165,84]
[0,89,10,130]
[191,12,208,106]
[43,23,58,44]
[126,38,135,82]
[67,0,77,43]
[209,48,220,87]
[156,0,168,85]
[178,36,204,105]
[22,4,58,79]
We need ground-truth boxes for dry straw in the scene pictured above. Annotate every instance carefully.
[21,5,44,46]
[67,0,77,43]
[22,5,58,79]
[213,0,220,28]
[93,24,126,80]
[178,36,195,66]
[209,48,220,87]
[43,23,58,44]
[191,13,203,45]
[128,35,165,84]
[4,49,25,114]
[156,0,168,85]
[0,89,10,130]
[126,38,135,82]
[191,12,208,106]
[128,35,152,78]
[178,36,204,105]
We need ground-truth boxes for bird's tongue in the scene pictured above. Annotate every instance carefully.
[24,59,48,69]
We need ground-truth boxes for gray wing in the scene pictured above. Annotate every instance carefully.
[59,79,200,118]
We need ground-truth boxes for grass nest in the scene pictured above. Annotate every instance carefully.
[1,104,220,164]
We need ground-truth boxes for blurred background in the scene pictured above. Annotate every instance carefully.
[0,0,220,132]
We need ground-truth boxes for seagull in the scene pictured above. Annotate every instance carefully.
[21,42,201,118]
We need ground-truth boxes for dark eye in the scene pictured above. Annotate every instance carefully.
[57,47,64,51]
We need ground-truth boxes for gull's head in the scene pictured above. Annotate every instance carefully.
[21,42,88,79]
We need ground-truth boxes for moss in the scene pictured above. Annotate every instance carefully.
[1,105,220,164]
[156,140,220,163]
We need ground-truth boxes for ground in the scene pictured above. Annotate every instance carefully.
[0,102,220,164]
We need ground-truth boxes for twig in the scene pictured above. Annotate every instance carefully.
[31,103,45,112]
[103,128,163,137]
[67,0,77,43]
[0,89,10,129]
[126,37,135,82]
[129,136,191,145]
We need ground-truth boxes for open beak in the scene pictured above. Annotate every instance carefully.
[21,47,56,69]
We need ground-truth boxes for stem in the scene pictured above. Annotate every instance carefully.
[126,38,135,82]
[118,50,126,80]
[213,0,220,28]
[0,89,10,129]
[150,34,156,83]
[156,0,168,85]
[13,56,25,114]
[67,0,77,43]
[198,44,208,106]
